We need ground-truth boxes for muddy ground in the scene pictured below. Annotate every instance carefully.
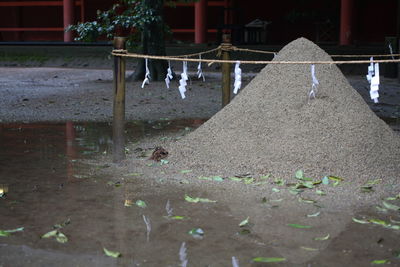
[0,65,400,266]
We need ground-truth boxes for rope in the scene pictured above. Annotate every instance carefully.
[331,53,400,58]
[232,46,277,55]
[112,49,400,65]
[173,47,220,58]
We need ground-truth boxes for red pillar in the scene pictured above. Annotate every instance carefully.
[339,0,354,45]
[63,0,74,42]
[195,0,207,44]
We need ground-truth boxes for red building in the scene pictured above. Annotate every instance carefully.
[0,0,398,45]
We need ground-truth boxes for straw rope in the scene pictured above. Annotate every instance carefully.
[112,49,400,65]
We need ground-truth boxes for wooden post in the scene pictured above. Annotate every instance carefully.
[112,37,127,163]
[221,34,231,108]
[195,0,207,44]
[63,0,74,42]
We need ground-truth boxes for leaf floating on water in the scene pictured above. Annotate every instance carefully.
[287,224,312,229]
[180,170,192,174]
[253,257,286,263]
[382,201,400,211]
[239,217,250,227]
[371,259,390,264]
[300,246,319,251]
[103,247,121,258]
[352,217,369,224]
[307,211,321,218]
[184,194,216,203]
[314,234,330,241]
[136,200,147,208]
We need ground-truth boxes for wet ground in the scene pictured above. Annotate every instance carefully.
[1,120,400,266]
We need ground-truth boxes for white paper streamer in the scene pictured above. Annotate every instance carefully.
[179,242,188,267]
[232,256,239,267]
[388,43,395,60]
[142,215,151,242]
[178,61,188,99]
[233,61,242,94]
[141,58,151,88]
[165,61,173,88]
[309,64,319,100]
[165,199,173,217]
[197,55,205,81]
[370,62,380,103]
[366,57,374,83]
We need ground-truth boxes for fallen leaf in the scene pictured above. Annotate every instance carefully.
[136,200,147,208]
[352,217,369,224]
[287,224,312,229]
[371,259,390,264]
[382,201,400,211]
[253,257,286,263]
[180,170,192,174]
[300,246,319,251]
[314,234,330,241]
[298,197,316,204]
[322,176,329,185]
[307,211,321,218]
[184,194,216,203]
[295,170,304,179]
[272,188,280,193]
[239,217,250,227]
[103,248,121,258]
[316,190,326,196]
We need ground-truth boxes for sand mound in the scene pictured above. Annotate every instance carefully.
[168,38,400,183]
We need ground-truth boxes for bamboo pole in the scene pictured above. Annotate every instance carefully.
[112,37,127,163]
[221,34,231,108]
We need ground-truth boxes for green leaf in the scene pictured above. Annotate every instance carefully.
[369,218,389,226]
[371,259,390,264]
[366,179,382,185]
[212,176,224,182]
[229,177,242,182]
[298,197,316,204]
[55,231,68,243]
[352,217,369,224]
[322,176,329,185]
[375,206,388,212]
[328,176,344,181]
[239,217,250,227]
[126,172,142,176]
[103,248,121,258]
[166,216,186,220]
[160,159,169,165]
[260,174,271,179]
[307,211,321,218]
[180,170,192,174]
[253,257,286,263]
[238,229,251,235]
[198,176,213,181]
[316,190,326,196]
[243,178,254,184]
[274,178,285,186]
[272,188,280,193]
[184,194,216,203]
[300,246,319,251]
[382,201,400,211]
[295,170,304,179]
[136,200,147,208]
[1,227,24,234]
[0,231,11,237]
[188,228,204,236]
[287,224,312,229]
[41,230,58,239]
[314,234,330,240]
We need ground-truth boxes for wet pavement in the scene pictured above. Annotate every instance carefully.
[1,120,400,266]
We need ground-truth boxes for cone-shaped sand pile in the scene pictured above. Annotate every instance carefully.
[168,38,400,183]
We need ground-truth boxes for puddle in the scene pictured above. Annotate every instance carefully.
[1,120,400,266]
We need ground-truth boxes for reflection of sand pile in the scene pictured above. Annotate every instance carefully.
[169,38,400,183]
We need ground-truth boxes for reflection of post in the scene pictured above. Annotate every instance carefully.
[113,37,127,162]
[221,34,232,108]
[65,121,76,180]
